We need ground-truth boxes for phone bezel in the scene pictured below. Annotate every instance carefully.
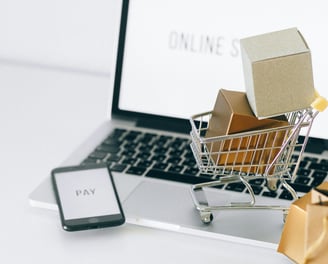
[51,164,125,231]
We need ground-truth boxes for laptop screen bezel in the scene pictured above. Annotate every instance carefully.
[111,0,190,133]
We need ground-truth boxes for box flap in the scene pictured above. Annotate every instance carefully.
[220,89,254,115]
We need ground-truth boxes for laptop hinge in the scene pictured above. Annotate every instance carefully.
[136,117,190,134]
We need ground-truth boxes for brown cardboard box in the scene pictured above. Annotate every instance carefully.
[278,182,328,264]
[240,28,316,119]
[206,89,289,174]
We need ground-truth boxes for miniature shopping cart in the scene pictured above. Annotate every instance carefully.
[189,98,327,224]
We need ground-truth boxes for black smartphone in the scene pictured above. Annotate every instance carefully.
[51,164,125,231]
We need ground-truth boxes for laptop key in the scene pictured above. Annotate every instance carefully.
[312,171,327,179]
[153,147,169,154]
[309,163,328,171]
[247,185,263,195]
[169,149,184,157]
[121,150,136,157]
[106,154,121,162]
[320,159,328,164]
[138,145,153,153]
[150,154,166,162]
[288,183,311,193]
[299,161,308,168]
[168,140,186,149]
[184,150,195,159]
[248,178,265,186]
[279,190,294,200]
[311,177,325,187]
[297,168,311,177]
[182,159,197,167]
[225,183,245,192]
[262,191,278,198]
[123,130,141,142]
[89,151,107,160]
[303,157,318,163]
[166,157,182,164]
[184,167,200,175]
[126,166,146,176]
[111,164,127,172]
[168,165,184,173]
[153,138,169,147]
[199,173,213,179]
[153,162,168,170]
[103,138,121,147]
[124,143,139,150]
[112,128,126,134]
[136,160,153,168]
[97,145,120,153]
[108,128,126,139]
[294,176,311,185]
[121,157,138,165]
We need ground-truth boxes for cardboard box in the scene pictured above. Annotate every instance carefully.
[240,28,316,118]
[206,89,289,174]
[278,182,328,264]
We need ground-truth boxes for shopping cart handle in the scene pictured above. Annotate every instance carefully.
[311,93,328,112]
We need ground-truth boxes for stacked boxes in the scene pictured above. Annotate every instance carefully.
[205,28,316,174]
[206,89,288,174]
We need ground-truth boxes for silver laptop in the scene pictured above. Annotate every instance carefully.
[29,0,328,248]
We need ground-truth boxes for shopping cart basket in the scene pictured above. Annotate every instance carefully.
[189,98,327,224]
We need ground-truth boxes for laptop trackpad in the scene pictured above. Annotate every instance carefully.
[123,180,285,246]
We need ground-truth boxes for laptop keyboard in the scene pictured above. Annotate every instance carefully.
[81,128,328,200]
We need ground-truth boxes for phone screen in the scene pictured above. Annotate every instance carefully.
[52,165,125,231]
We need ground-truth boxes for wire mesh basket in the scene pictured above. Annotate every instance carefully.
[189,108,321,224]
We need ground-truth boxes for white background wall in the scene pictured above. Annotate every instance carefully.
[1,0,328,140]
[0,0,121,74]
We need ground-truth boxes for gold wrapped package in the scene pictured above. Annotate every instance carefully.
[205,89,289,174]
[278,182,328,264]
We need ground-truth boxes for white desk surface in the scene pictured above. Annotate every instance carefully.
[0,62,291,263]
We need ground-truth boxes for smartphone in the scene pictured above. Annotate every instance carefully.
[51,164,125,231]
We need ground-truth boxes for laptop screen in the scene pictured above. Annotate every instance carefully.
[113,0,328,138]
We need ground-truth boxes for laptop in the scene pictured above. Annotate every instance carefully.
[29,0,328,248]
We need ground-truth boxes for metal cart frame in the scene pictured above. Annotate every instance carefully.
[189,108,320,224]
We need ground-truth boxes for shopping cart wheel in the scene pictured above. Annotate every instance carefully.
[200,211,213,224]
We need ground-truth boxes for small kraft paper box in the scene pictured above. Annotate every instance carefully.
[240,27,316,119]
[278,182,328,264]
[205,89,289,174]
